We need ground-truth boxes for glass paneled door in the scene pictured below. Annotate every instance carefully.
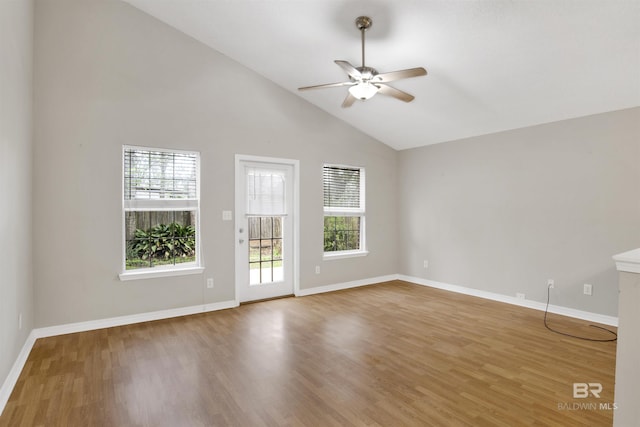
[248,216,284,285]
[235,157,295,302]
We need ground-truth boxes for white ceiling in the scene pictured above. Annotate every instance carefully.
[124,0,640,150]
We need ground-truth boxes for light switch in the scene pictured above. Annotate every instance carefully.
[222,210,232,221]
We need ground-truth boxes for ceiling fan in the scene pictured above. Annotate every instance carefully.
[298,16,427,108]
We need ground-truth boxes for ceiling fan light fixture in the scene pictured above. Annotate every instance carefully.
[348,82,379,100]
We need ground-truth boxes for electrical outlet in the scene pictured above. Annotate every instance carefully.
[423,260,428,269]
[18,313,22,330]
[584,283,593,296]
[547,279,555,289]
[206,278,214,289]
[315,266,320,274]
[516,293,525,300]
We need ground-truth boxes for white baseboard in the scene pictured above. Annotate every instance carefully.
[0,330,37,418]
[398,275,618,327]
[296,274,400,297]
[32,300,238,339]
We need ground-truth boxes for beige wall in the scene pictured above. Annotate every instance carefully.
[0,0,34,393]
[398,108,640,316]
[32,0,398,327]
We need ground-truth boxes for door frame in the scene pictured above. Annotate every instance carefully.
[234,154,300,304]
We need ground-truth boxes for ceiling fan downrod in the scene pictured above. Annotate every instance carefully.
[355,16,372,68]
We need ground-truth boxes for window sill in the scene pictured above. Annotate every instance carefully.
[119,266,204,281]
[323,250,369,261]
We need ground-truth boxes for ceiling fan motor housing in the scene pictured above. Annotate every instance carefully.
[352,67,378,82]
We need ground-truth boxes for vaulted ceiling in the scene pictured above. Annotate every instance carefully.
[124,0,640,150]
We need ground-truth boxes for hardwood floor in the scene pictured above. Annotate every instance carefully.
[1,281,617,426]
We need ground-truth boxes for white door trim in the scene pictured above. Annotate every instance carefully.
[234,154,300,304]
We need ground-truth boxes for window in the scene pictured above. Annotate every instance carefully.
[120,146,201,279]
[323,164,366,258]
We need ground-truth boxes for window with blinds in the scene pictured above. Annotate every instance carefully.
[323,165,366,255]
[323,166,362,212]
[122,146,200,274]
[124,149,197,204]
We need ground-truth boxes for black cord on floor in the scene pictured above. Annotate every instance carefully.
[543,285,617,342]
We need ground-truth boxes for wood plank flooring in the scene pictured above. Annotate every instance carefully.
[0,281,617,426]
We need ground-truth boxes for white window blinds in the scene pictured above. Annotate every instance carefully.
[323,166,362,212]
[124,147,198,211]
[246,167,286,216]
[124,148,197,200]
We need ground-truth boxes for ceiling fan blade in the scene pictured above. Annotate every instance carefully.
[334,60,362,79]
[376,84,415,103]
[341,93,357,108]
[298,81,354,91]
[373,67,427,83]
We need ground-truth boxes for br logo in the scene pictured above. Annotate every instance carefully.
[573,383,602,398]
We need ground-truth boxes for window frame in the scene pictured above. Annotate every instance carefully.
[322,164,368,260]
[119,145,203,281]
